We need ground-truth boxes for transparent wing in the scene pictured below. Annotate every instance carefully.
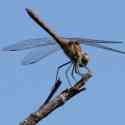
[2,37,125,65]
[15,37,125,65]
[81,42,125,54]
[67,37,124,44]
[2,38,57,51]
[3,37,122,52]
[2,36,123,52]
[22,45,60,65]
[66,37,125,54]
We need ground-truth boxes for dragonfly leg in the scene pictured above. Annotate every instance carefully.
[75,65,83,77]
[76,65,92,77]
[74,63,85,77]
[65,63,73,87]
[56,61,71,80]
[71,64,77,82]
[84,66,92,75]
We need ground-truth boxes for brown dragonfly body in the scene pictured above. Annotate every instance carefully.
[63,41,89,67]
[3,8,125,84]
[25,9,90,81]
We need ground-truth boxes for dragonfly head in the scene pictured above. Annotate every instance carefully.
[79,53,89,67]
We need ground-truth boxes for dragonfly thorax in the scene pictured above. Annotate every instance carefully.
[63,41,89,67]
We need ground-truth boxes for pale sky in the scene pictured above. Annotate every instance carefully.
[0,0,125,125]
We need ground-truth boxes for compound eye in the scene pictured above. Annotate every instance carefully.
[68,42,72,45]
[81,56,89,65]
[75,41,79,45]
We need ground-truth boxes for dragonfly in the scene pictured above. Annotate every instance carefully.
[2,8,125,84]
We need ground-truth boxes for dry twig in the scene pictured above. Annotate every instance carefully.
[19,73,92,125]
